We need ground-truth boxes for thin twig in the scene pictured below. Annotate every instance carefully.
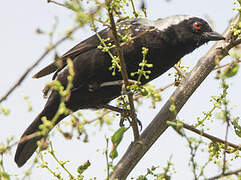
[182,122,240,150]
[174,64,187,79]
[105,138,110,179]
[130,0,138,18]
[47,0,67,8]
[49,142,74,179]
[222,121,229,174]
[187,138,198,180]
[86,110,111,124]
[0,26,80,104]
[222,108,230,174]
[107,4,139,140]
[102,104,129,114]
[8,131,41,150]
[119,27,156,48]
[159,82,175,92]
[133,82,175,101]
[214,58,241,70]
[207,168,241,180]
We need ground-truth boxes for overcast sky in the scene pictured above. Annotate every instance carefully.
[0,0,240,179]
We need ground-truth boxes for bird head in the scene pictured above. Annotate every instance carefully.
[155,15,225,49]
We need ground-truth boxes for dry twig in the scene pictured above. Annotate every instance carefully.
[0,26,80,103]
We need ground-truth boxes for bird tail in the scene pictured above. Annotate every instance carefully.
[14,94,65,167]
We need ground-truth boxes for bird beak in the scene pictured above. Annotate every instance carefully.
[203,31,225,41]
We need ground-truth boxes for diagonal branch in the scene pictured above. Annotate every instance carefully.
[207,168,241,180]
[110,15,240,180]
[0,25,80,104]
[182,122,240,150]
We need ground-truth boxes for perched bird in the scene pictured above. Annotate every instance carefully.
[15,15,224,167]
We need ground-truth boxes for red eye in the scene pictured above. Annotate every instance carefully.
[193,22,201,30]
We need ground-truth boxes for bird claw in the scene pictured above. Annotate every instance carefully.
[119,109,131,127]
[119,117,125,127]
[137,118,143,131]
[119,110,142,131]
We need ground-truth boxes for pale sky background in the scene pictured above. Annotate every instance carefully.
[0,0,240,179]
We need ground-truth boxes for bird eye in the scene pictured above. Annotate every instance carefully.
[193,22,202,31]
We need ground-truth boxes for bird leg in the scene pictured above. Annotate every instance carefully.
[101,104,142,130]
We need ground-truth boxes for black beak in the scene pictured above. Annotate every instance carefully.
[203,31,225,41]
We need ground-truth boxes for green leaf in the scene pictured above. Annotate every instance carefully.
[0,171,10,180]
[141,88,148,96]
[109,148,118,160]
[0,105,10,116]
[222,64,239,79]
[109,127,127,160]
[77,160,91,175]
[231,118,241,138]
[111,126,126,147]
[167,121,185,136]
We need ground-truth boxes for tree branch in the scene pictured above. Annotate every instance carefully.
[110,15,240,180]
[107,4,140,140]
[182,122,240,150]
[0,26,80,104]
[47,0,66,8]
[207,168,241,180]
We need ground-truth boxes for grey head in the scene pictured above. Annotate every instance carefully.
[153,15,225,47]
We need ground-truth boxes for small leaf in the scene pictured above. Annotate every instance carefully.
[111,126,126,147]
[0,105,10,116]
[109,148,118,160]
[231,117,241,138]
[234,129,241,138]
[109,127,127,160]
[0,171,10,180]
[77,160,91,175]
[141,88,148,96]
[167,121,185,136]
[222,64,239,78]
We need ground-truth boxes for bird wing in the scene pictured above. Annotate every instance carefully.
[33,18,150,79]
[32,34,101,79]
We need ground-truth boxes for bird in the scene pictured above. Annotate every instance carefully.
[14,15,225,167]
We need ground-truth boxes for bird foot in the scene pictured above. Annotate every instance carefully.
[101,104,142,131]
[119,113,142,131]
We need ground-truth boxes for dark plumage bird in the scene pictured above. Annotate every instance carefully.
[15,15,224,167]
